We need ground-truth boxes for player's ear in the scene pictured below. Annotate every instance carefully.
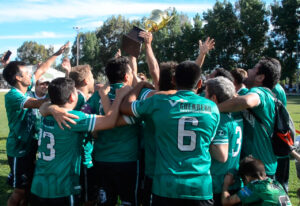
[196,79,202,89]
[82,79,88,86]
[255,74,264,85]
[69,90,77,103]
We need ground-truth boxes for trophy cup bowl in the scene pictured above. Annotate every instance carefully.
[122,9,173,58]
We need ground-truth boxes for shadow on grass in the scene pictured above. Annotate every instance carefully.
[0,137,7,140]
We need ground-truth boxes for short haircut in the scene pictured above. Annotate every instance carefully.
[212,68,234,82]
[48,78,75,105]
[2,61,26,86]
[159,61,177,91]
[105,56,130,84]
[69,64,92,87]
[206,76,235,103]
[231,68,247,85]
[256,57,281,89]
[175,61,201,90]
[238,156,266,181]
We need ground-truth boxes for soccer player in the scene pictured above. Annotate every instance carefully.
[83,56,140,206]
[230,68,248,95]
[218,57,281,178]
[30,77,130,206]
[205,77,243,205]
[221,156,291,206]
[2,43,69,206]
[121,61,220,206]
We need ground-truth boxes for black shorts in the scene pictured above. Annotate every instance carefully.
[7,153,36,189]
[141,176,153,206]
[152,194,214,206]
[95,161,138,206]
[80,165,97,202]
[275,157,290,193]
[30,193,80,206]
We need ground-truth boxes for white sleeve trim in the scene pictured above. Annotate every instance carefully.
[247,92,261,106]
[20,96,30,109]
[131,101,140,118]
[123,115,136,124]
[88,114,96,132]
[140,89,152,100]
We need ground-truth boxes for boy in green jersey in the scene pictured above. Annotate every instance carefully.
[222,156,291,206]
[218,57,281,177]
[205,77,243,205]
[230,68,249,95]
[121,61,220,206]
[2,43,69,206]
[83,56,141,206]
[30,77,129,206]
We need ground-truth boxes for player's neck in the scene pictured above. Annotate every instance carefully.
[60,103,75,111]
[14,82,28,94]
[77,87,89,99]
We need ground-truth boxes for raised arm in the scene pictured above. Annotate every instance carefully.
[139,31,160,89]
[34,42,69,80]
[98,84,111,114]
[24,98,49,109]
[62,57,72,77]
[128,55,139,87]
[195,37,215,68]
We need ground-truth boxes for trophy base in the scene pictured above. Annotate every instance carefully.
[122,26,145,58]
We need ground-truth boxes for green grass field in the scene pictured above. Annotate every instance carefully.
[0,92,299,205]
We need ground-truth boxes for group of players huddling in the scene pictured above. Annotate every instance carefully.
[1,31,293,206]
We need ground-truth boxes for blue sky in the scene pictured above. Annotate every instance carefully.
[0,0,273,61]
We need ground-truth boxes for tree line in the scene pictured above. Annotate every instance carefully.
[15,0,299,81]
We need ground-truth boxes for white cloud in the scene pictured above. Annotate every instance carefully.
[0,0,213,23]
[0,32,73,40]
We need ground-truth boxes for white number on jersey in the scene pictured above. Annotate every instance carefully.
[178,116,198,151]
[232,126,242,157]
[38,130,55,161]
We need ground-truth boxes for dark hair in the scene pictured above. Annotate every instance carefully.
[231,68,247,85]
[256,57,281,89]
[175,61,201,90]
[105,56,130,84]
[48,78,75,105]
[238,156,266,181]
[212,68,234,82]
[2,61,26,86]
[159,61,177,91]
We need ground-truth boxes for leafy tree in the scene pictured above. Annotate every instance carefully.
[17,41,54,65]
[271,0,300,80]
[203,1,241,71]
[236,0,269,70]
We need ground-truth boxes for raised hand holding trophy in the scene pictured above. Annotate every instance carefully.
[121,9,173,58]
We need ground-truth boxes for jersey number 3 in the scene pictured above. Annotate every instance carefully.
[178,116,198,151]
[38,130,55,161]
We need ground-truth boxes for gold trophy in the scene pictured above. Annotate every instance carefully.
[122,9,174,57]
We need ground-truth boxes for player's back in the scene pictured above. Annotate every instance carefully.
[31,110,96,198]
[148,91,220,199]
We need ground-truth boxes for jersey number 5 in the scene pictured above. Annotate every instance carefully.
[178,116,198,151]
[38,130,55,161]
